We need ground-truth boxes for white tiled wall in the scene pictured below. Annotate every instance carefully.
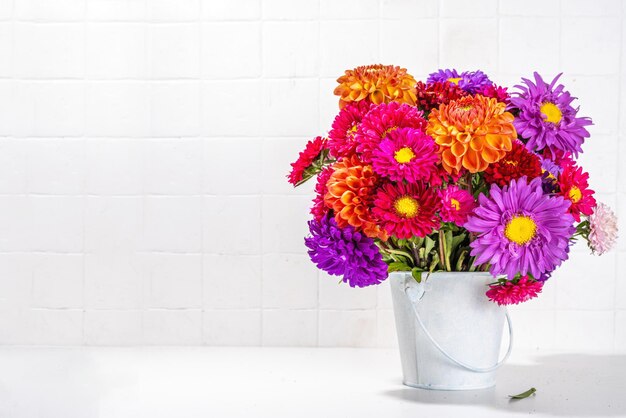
[0,0,624,350]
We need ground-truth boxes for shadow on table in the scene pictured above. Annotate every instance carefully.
[383,353,626,416]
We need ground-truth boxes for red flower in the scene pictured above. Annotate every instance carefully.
[328,101,372,159]
[310,166,334,221]
[486,276,543,306]
[287,136,328,186]
[415,81,467,112]
[558,162,596,222]
[484,141,542,187]
[476,84,510,104]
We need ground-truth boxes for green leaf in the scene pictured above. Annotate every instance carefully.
[388,262,411,273]
[411,267,423,283]
[429,255,439,273]
[509,387,536,400]
[384,248,415,265]
[456,249,467,271]
[424,236,436,257]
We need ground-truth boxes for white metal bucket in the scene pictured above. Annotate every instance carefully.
[389,271,513,390]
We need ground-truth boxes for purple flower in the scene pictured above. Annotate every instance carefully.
[305,215,388,287]
[465,177,575,280]
[510,72,592,157]
[540,157,561,193]
[427,68,493,94]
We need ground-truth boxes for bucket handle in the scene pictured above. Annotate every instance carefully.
[404,285,513,373]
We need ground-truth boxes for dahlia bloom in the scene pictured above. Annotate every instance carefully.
[370,127,439,183]
[324,156,387,240]
[427,69,493,94]
[439,185,476,226]
[334,64,417,109]
[305,215,388,287]
[588,202,618,255]
[465,177,575,279]
[372,182,440,239]
[356,102,427,160]
[414,81,467,112]
[483,141,542,187]
[510,72,592,156]
[558,162,596,222]
[287,136,328,186]
[310,166,334,221]
[426,95,516,174]
[328,101,372,158]
[486,276,543,306]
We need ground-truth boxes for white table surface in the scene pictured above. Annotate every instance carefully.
[0,347,624,418]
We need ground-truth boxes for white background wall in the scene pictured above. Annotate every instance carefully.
[0,0,624,349]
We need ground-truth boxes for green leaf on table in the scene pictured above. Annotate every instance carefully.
[509,387,536,400]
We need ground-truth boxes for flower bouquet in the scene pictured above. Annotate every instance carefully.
[287,64,618,306]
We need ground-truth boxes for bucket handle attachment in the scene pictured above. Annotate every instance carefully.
[404,285,513,373]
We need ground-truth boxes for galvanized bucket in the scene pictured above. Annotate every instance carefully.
[389,271,513,390]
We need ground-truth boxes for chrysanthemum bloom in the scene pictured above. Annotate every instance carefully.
[483,141,542,187]
[370,127,439,183]
[414,81,467,112]
[334,64,417,109]
[486,276,543,306]
[426,95,516,174]
[372,182,440,239]
[287,136,328,186]
[465,177,575,279]
[324,156,387,240]
[477,84,510,104]
[439,185,476,226]
[510,72,592,156]
[327,101,372,158]
[305,215,388,287]
[427,69,493,94]
[356,102,427,160]
[558,162,596,222]
[540,157,561,194]
[310,166,334,221]
[588,202,618,255]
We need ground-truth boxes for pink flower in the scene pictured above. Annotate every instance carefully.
[486,276,543,306]
[558,162,596,222]
[439,185,476,226]
[370,127,439,183]
[588,202,618,255]
[328,101,372,159]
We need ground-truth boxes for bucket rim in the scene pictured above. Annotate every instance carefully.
[388,271,497,278]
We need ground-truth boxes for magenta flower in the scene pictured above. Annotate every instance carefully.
[465,177,575,279]
[510,72,592,157]
[486,276,543,305]
[370,127,439,183]
[439,185,476,226]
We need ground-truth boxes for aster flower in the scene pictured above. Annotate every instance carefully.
[414,81,467,112]
[287,136,329,186]
[305,215,388,287]
[334,64,417,109]
[324,156,387,240]
[372,182,440,239]
[587,202,618,255]
[328,101,373,158]
[510,72,592,156]
[356,102,427,160]
[427,69,493,94]
[310,166,334,221]
[477,84,510,104]
[465,177,575,280]
[439,185,476,226]
[558,162,596,222]
[483,141,542,187]
[486,276,543,306]
[370,127,439,183]
[426,95,516,174]
[540,157,561,194]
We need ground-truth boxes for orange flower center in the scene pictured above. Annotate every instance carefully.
[394,147,415,164]
[394,196,419,218]
[447,77,462,85]
[450,198,460,211]
[540,102,562,124]
[568,186,582,203]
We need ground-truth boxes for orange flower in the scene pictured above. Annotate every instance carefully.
[426,95,516,174]
[324,156,388,241]
[334,64,417,109]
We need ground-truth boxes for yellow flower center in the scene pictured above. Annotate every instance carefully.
[568,186,582,203]
[394,196,419,218]
[394,147,415,164]
[540,102,562,124]
[504,215,537,245]
[460,105,473,111]
[382,125,398,139]
[450,198,460,211]
[350,125,358,132]
[503,159,518,166]
[447,77,462,85]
